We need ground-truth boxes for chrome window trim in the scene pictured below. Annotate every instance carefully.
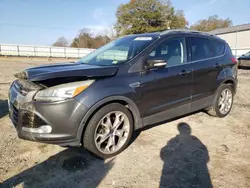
[141,35,227,70]
[159,53,225,69]
[186,37,226,64]
[185,52,225,65]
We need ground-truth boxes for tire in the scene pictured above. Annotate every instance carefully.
[83,103,133,159]
[207,84,234,118]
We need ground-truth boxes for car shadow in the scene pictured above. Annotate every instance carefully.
[238,65,250,70]
[0,99,9,119]
[1,147,114,188]
[160,122,212,188]
[140,110,202,133]
[129,110,204,147]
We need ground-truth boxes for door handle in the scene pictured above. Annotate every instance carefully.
[179,69,191,76]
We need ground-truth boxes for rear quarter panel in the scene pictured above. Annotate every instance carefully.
[216,45,238,90]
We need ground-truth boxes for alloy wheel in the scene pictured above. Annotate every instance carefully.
[218,88,233,114]
[94,111,130,154]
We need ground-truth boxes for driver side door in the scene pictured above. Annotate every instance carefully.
[139,37,193,125]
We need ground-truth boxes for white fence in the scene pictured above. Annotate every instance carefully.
[230,47,250,57]
[0,43,249,59]
[0,44,95,58]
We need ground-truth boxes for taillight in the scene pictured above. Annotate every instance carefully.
[232,57,237,64]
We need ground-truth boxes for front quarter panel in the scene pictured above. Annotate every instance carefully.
[74,72,143,132]
[75,72,142,109]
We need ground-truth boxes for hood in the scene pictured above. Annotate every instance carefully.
[238,55,250,60]
[15,62,119,82]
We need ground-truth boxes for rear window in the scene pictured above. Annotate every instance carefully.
[211,40,225,56]
[190,37,214,61]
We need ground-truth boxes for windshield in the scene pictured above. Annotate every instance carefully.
[77,35,157,65]
[244,51,250,56]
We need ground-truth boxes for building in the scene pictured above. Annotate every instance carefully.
[210,23,250,57]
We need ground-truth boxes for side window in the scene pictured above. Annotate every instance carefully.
[148,37,186,67]
[211,40,225,56]
[190,37,214,61]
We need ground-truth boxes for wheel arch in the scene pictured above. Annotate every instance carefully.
[219,77,237,94]
[76,96,143,143]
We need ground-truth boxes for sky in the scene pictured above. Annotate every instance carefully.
[0,0,249,46]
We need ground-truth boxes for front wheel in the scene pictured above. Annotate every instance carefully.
[83,103,133,159]
[207,84,234,118]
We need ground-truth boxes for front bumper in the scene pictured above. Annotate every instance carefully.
[239,59,250,67]
[8,81,88,146]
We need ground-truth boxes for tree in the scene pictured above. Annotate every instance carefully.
[115,0,188,36]
[52,37,68,47]
[71,28,94,48]
[70,28,111,48]
[190,15,232,32]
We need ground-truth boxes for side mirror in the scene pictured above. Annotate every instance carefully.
[146,59,167,69]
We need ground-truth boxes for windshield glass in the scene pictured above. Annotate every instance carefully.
[77,35,157,65]
[244,51,250,56]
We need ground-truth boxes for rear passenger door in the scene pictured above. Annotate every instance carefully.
[188,37,225,111]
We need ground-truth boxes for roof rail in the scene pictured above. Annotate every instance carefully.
[160,29,217,37]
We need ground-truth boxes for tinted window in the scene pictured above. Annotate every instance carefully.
[211,40,225,56]
[190,37,213,61]
[148,37,186,67]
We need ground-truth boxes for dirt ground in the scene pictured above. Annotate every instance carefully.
[0,57,250,188]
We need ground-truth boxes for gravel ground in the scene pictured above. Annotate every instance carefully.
[0,58,250,188]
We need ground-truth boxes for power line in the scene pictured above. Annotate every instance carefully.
[0,23,80,30]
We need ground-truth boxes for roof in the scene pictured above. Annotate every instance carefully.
[209,23,250,35]
[129,29,215,37]
[160,29,214,36]
[127,32,161,38]
[127,29,223,42]
[160,29,224,41]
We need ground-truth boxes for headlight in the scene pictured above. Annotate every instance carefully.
[34,80,94,102]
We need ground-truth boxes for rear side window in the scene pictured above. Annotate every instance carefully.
[211,40,225,56]
[190,37,214,61]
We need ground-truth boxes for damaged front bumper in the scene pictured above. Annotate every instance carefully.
[8,80,88,146]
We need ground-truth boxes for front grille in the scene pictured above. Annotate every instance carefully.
[13,81,29,96]
[13,80,42,96]
[21,111,46,127]
[10,103,18,127]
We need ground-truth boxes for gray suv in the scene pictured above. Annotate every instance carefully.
[8,30,238,158]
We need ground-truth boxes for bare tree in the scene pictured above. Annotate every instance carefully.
[52,37,69,47]
[71,28,111,49]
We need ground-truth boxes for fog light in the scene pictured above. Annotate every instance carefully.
[22,125,52,133]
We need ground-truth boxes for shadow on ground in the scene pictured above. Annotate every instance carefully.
[239,66,250,70]
[160,122,213,188]
[0,99,8,119]
[1,148,114,188]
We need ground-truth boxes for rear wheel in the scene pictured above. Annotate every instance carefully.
[207,84,234,117]
[83,103,133,159]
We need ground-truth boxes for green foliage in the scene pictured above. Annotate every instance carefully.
[115,0,187,36]
[70,28,111,48]
[190,15,232,32]
[53,3,233,49]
